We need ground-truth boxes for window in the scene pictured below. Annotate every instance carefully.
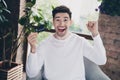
[58,0,102,34]
[32,0,101,42]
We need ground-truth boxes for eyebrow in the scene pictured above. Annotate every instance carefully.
[55,16,69,19]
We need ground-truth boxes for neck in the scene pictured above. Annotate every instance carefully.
[54,32,70,40]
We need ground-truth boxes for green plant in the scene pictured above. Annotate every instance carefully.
[0,0,20,68]
[18,0,52,35]
[0,0,53,67]
[0,0,10,23]
[99,0,120,16]
[0,0,10,62]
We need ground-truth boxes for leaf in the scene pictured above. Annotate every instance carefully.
[0,10,3,13]
[38,12,44,18]
[37,9,42,11]
[31,0,36,5]
[1,0,7,8]
[26,2,34,8]
[33,15,42,22]
[18,15,28,25]
[3,8,11,13]
[28,10,33,17]
[0,3,6,9]
[0,15,8,23]
[51,5,55,10]
[0,15,4,23]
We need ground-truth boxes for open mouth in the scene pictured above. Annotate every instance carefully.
[58,27,66,32]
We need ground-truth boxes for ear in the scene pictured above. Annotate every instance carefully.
[70,19,73,25]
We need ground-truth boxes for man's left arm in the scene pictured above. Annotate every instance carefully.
[83,21,107,65]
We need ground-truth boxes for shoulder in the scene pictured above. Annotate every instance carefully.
[70,33,88,46]
[71,33,86,41]
[37,35,52,47]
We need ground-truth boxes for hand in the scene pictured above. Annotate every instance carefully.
[86,21,99,37]
[27,32,38,53]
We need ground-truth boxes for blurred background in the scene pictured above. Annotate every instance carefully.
[0,0,120,80]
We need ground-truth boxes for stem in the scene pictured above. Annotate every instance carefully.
[11,41,22,61]
[9,59,12,68]
[1,33,10,39]
[10,27,25,60]
[3,37,6,61]
[13,27,24,43]
[2,33,10,61]
[11,32,14,57]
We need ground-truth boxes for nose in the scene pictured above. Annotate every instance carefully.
[60,21,64,26]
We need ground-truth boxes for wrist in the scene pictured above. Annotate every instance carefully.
[31,46,36,53]
[92,31,99,37]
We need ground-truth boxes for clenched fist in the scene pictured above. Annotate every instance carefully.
[86,21,99,37]
[27,32,38,53]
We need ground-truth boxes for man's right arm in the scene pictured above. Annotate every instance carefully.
[26,52,40,78]
[26,32,44,78]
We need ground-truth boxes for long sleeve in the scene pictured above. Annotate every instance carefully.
[26,45,44,78]
[83,34,107,65]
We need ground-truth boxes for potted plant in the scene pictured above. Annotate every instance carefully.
[0,0,23,79]
[0,0,54,79]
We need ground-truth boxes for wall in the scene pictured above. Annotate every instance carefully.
[99,14,120,80]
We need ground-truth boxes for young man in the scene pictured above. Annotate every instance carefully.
[26,5,107,80]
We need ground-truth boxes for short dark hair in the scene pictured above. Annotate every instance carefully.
[52,5,72,19]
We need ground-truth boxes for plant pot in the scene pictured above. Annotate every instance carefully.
[0,61,23,80]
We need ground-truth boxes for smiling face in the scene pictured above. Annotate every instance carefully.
[53,13,72,38]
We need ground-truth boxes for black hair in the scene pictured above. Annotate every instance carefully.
[52,5,72,19]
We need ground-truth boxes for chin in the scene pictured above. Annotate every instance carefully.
[57,31,68,37]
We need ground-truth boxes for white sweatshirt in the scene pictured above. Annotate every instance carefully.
[26,33,106,80]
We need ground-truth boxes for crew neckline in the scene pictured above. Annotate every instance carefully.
[51,32,73,43]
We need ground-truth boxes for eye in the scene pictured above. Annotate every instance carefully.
[56,19,60,21]
[64,19,68,22]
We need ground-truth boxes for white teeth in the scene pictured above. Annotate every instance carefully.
[58,27,65,29]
